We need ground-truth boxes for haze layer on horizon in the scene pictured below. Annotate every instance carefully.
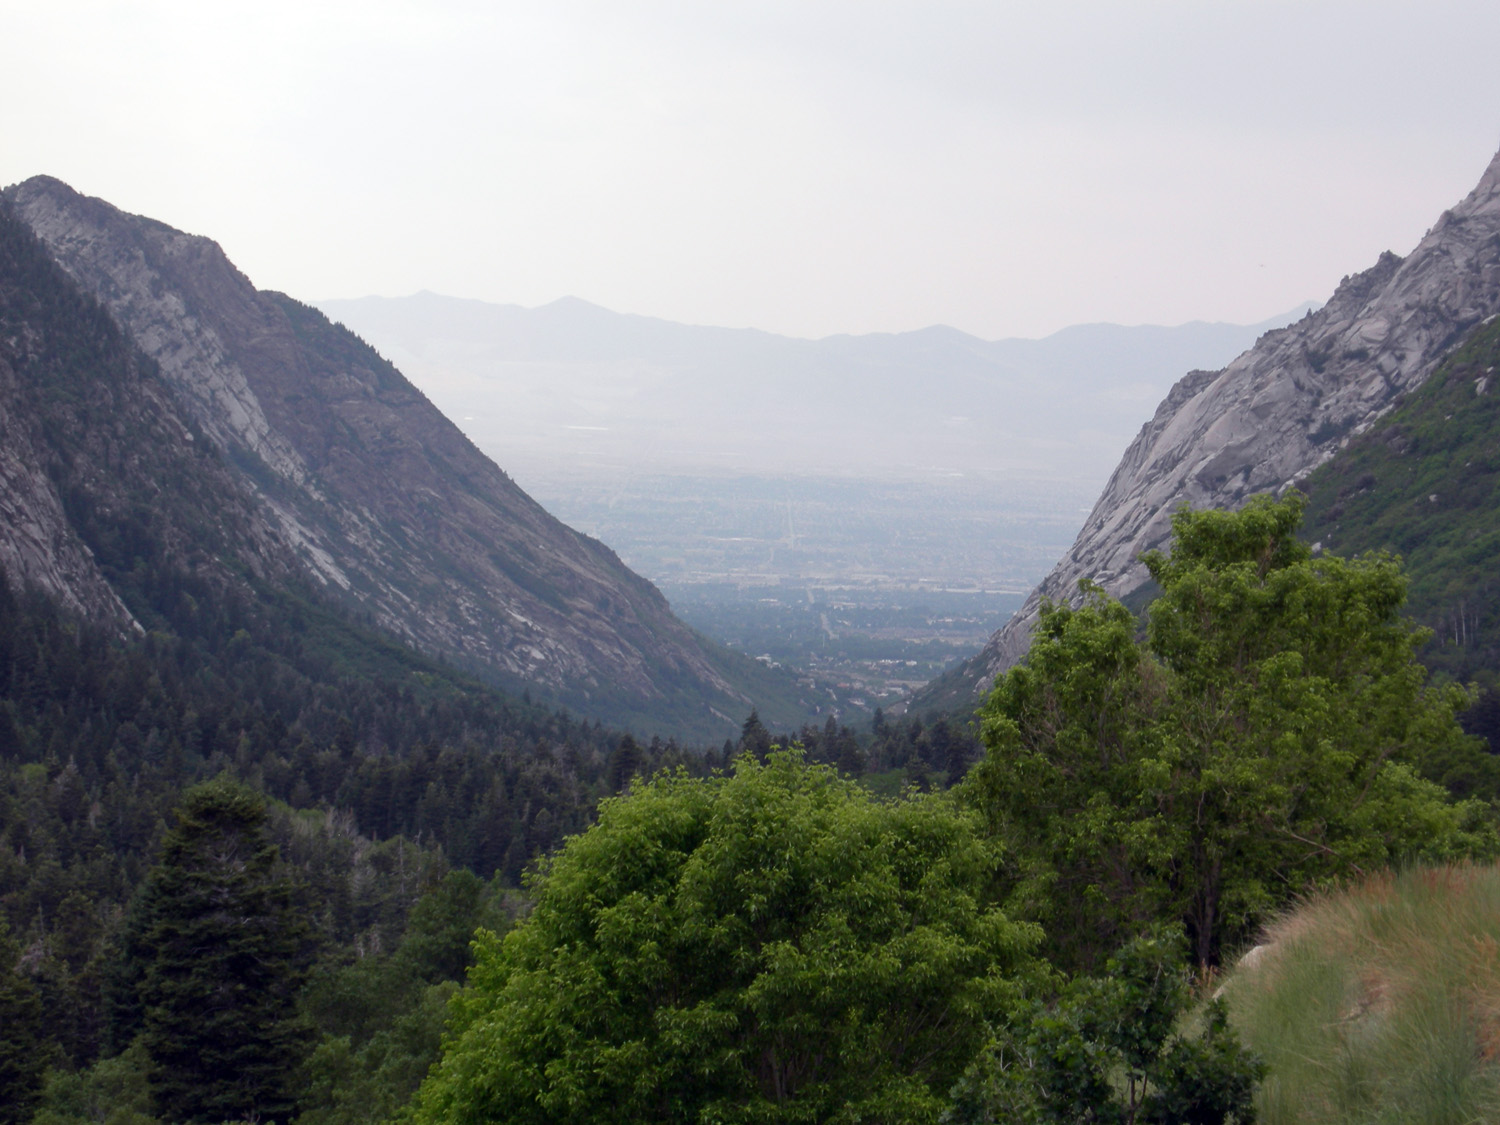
[5,1,1499,340]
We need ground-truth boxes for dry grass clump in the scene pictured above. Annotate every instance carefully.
[1219,863,1500,1124]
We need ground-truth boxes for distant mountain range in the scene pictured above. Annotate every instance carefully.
[0,176,811,738]
[912,146,1500,715]
[315,292,1313,489]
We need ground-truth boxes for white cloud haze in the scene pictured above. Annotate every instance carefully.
[4,0,1499,338]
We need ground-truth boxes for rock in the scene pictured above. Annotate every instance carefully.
[1,177,758,733]
[926,146,1500,706]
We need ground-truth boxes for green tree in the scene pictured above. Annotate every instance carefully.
[969,493,1495,969]
[30,1039,156,1125]
[414,749,1042,1125]
[943,929,1262,1124]
[738,708,773,759]
[297,871,517,1125]
[0,919,48,1125]
[134,778,313,1123]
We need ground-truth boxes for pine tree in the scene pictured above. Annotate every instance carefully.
[136,778,313,1123]
[738,709,772,759]
[0,920,48,1125]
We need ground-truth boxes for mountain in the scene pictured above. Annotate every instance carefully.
[1301,314,1500,683]
[314,291,1311,487]
[0,189,301,632]
[914,146,1500,713]
[0,176,804,738]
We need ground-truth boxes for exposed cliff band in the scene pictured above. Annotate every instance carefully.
[929,146,1500,707]
[2,176,763,733]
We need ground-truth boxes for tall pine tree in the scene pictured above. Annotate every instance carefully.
[0,920,47,1125]
[135,778,313,1123]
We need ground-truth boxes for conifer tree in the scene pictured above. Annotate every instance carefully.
[136,778,313,1123]
[737,708,772,759]
[0,920,47,1125]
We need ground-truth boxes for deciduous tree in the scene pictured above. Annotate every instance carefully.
[415,750,1041,1125]
[969,493,1495,968]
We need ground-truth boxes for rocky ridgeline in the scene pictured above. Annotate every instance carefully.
[924,146,1500,708]
[2,177,750,728]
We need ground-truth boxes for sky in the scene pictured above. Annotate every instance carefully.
[4,1,1500,341]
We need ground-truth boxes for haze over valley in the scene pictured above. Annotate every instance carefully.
[318,293,1309,706]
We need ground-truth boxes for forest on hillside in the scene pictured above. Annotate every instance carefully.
[0,546,961,1124]
[5,495,1500,1123]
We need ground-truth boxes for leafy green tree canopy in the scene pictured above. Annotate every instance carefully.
[969,493,1495,969]
[943,928,1263,1125]
[415,749,1042,1125]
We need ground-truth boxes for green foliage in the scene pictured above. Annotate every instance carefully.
[969,494,1496,968]
[414,749,1042,1125]
[944,929,1263,1124]
[0,918,49,1125]
[297,981,456,1125]
[1302,316,1500,686]
[295,871,521,1125]
[1220,863,1500,1124]
[132,779,315,1124]
[32,1039,156,1125]
[0,560,700,1072]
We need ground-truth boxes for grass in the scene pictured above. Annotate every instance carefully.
[1219,863,1500,1124]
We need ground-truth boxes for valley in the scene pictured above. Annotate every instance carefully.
[9,3,1500,1120]
[664,584,1023,712]
[7,148,1500,1125]
[318,291,1309,713]
[516,469,1062,712]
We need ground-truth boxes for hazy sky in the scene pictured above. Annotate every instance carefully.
[5,1,1499,339]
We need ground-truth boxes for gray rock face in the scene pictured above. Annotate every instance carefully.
[3,176,748,727]
[0,347,133,626]
[0,199,299,640]
[939,147,1500,704]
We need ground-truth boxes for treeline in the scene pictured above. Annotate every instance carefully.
[0,566,696,1078]
[732,706,979,790]
[0,540,930,1112]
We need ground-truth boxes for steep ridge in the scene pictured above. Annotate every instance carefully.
[1301,314,1500,683]
[916,146,1500,712]
[0,200,296,630]
[1,176,774,734]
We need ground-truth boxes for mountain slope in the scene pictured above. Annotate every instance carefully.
[1302,314,1500,680]
[0,194,297,633]
[914,146,1500,713]
[1,177,795,737]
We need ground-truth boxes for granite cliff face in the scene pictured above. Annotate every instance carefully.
[921,147,1500,709]
[1,176,763,732]
[0,200,297,632]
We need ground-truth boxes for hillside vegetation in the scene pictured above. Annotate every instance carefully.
[1303,315,1500,684]
[1221,862,1500,1124]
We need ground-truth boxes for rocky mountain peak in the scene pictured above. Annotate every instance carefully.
[921,145,1500,707]
[2,176,777,735]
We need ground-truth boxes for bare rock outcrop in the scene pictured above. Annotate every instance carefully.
[0,348,133,626]
[928,146,1500,707]
[3,177,750,729]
